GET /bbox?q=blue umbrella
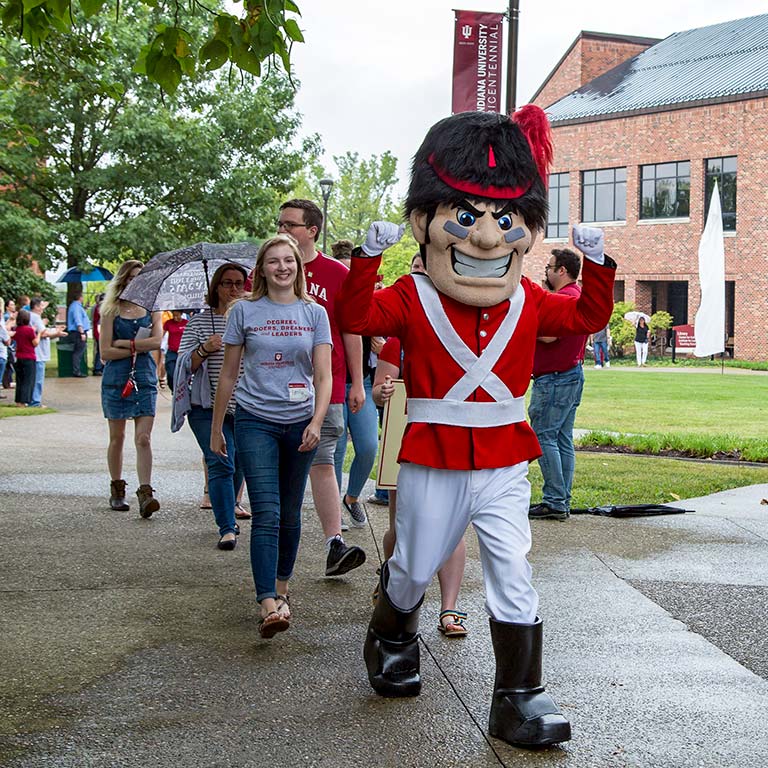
[56,265,114,283]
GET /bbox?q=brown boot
[109,479,130,511]
[136,484,160,519]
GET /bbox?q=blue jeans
[0,358,6,390]
[528,364,584,513]
[29,360,46,407]
[187,406,242,537]
[334,378,379,498]
[593,340,609,366]
[235,406,316,602]
[165,350,178,391]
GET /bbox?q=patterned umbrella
[120,242,258,313]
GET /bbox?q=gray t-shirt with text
[223,297,332,423]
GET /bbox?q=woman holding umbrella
[176,262,249,550]
[100,260,164,516]
[635,316,651,366]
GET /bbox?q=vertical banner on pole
[452,10,505,114]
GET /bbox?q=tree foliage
[609,301,636,358]
[377,227,420,286]
[0,7,316,297]
[0,262,58,321]
[0,0,303,95]
[294,151,434,284]
[295,151,401,244]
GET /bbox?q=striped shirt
[178,310,239,413]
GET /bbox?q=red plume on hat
[512,104,553,190]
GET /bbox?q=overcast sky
[288,0,767,196]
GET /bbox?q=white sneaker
[595,364,602,369]
[605,361,611,368]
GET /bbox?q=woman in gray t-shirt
[212,234,332,639]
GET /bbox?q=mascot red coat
[337,107,615,749]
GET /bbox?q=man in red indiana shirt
[337,109,615,749]
[246,199,366,577]
[528,248,588,521]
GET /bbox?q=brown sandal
[258,610,290,639]
[275,594,291,621]
[438,610,468,637]
[235,502,252,520]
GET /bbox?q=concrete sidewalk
[2,376,768,767]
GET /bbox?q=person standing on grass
[28,297,67,408]
[528,248,589,522]
[211,234,332,639]
[10,309,41,407]
[592,322,610,368]
[66,289,91,377]
[635,317,650,366]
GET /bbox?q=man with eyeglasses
[528,248,589,522]
[252,198,367,577]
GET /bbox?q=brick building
[529,15,768,360]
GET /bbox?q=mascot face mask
[411,199,533,307]
[406,107,552,308]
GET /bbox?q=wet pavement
[2,375,768,767]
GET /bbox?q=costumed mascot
[336,107,615,748]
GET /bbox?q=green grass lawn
[530,452,768,507]
[0,403,55,418]
[574,368,768,461]
[576,368,768,437]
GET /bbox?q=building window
[640,161,690,219]
[546,172,570,238]
[582,167,626,222]
[705,156,737,231]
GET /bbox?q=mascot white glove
[572,224,605,265]
[360,221,406,257]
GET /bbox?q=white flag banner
[694,181,725,357]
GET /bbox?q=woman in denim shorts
[100,260,163,517]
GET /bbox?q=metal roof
[544,14,768,124]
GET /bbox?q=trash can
[56,339,88,377]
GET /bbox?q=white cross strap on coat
[407,276,526,428]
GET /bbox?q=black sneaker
[343,497,367,528]
[325,536,366,576]
[528,503,569,521]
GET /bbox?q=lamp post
[319,178,334,254]
[506,0,520,114]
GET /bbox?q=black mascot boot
[364,563,422,697]
[488,616,571,748]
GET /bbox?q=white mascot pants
[387,461,538,624]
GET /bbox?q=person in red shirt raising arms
[337,108,615,749]
[527,248,589,521]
